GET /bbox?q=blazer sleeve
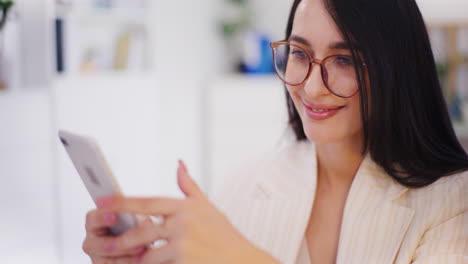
[411,174,468,264]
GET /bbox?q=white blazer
[212,141,468,264]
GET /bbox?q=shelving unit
[428,22,468,100]
[55,0,152,76]
[428,22,468,144]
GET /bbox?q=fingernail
[180,160,187,173]
[104,212,116,225]
[96,196,114,208]
[104,240,116,252]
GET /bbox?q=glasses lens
[324,56,359,97]
[274,44,309,85]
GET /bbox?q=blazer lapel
[335,155,415,264]
[239,142,414,264]
[243,141,318,264]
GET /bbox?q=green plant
[220,0,251,39]
[0,0,13,31]
[436,61,450,99]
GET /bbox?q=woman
[82,0,468,263]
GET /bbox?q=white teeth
[311,108,329,112]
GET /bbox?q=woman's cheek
[344,96,364,135]
[287,88,303,114]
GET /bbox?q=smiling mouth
[301,99,346,121]
[309,106,345,112]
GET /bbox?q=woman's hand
[82,208,151,263]
[88,160,279,264]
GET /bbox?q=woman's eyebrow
[289,35,311,46]
[289,35,351,51]
[329,41,350,50]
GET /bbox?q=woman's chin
[303,121,363,145]
[303,123,345,144]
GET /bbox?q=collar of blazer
[245,141,415,264]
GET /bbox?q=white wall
[16,0,55,88]
[0,91,58,264]
[417,0,468,23]
[151,0,221,76]
[250,0,293,40]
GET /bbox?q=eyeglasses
[270,41,365,98]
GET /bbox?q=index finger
[85,208,118,234]
[96,196,184,216]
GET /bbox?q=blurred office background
[0,0,467,263]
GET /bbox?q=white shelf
[67,7,148,26]
[208,73,280,88]
[54,71,155,82]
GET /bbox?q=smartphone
[58,130,136,235]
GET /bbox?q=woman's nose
[303,64,330,98]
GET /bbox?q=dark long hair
[285,0,468,188]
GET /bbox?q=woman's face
[288,0,363,144]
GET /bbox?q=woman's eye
[336,56,354,66]
[291,49,307,59]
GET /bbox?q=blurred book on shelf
[0,0,19,92]
[55,0,151,76]
[428,22,468,141]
